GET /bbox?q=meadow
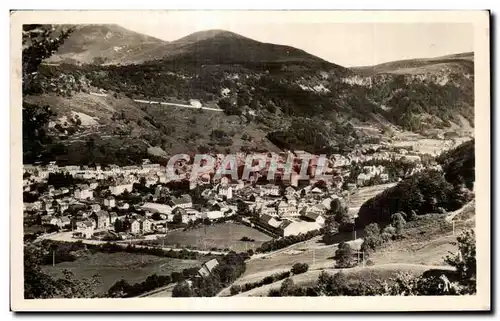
[42,251,201,295]
[155,222,272,252]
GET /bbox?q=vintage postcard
[10,10,490,312]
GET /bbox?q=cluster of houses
[356,165,390,187]
[238,184,342,237]
[23,145,429,243]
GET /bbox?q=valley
[22,23,477,300]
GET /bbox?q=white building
[218,185,233,200]
[189,99,202,108]
[74,187,93,200]
[259,184,280,197]
[279,220,321,237]
[202,210,224,220]
[140,218,153,233]
[109,183,134,196]
[104,196,116,208]
[140,202,173,215]
[75,221,95,239]
[130,220,141,234]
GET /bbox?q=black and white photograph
[10,10,490,312]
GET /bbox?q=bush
[365,259,375,266]
[230,284,242,295]
[279,278,296,296]
[291,263,309,275]
[257,229,322,253]
[334,242,355,268]
[172,281,193,297]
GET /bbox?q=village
[23,142,447,247]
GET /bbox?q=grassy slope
[155,222,272,252]
[47,24,167,65]
[24,91,281,164]
[41,251,201,295]
[352,52,474,75]
[220,200,475,297]
[233,264,454,297]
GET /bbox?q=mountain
[46,26,343,69]
[352,52,474,76]
[26,25,474,165]
[46,24,167,65]
[157,30,337,67]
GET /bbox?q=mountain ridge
[27,24,474,165]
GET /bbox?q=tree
[291,263,309,275]
[408,209,418,221]
[381,224,396,242]
[334,242,354,268]
[361,223,382,253]
[335,206,353,231]
[237,200,250,216]
[107,279,131,298]
[330,198,342,214]
[22,25,73,94]
[172,281,193,297]
[279,278,296,296]
[22,103,56,163]
[445,229,476,280]
[24,244,100,299]
[391,212,406,236]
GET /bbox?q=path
[89,92,224,112]
[138,283,176,298]
[133,99,223,112]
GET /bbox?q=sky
[114,12,473,67]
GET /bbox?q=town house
[279,220,321,237]
[104,196,116,208]
[129,219,141,234]
[169,194,192,209]
[198,258,219,278]
[259,184,280,197]
[92,210,111,230]
[140,202,173,215]
[139,218,153,233]
[277,200,295,217]
[218,185,233,200]
[74,184,93,200]
[109,212,118,225]
[109,181,134,196]
[75,220,94,239]
[302,211,326,225]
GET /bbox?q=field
[347,183,397,210]
[215,235,363,296]
[155,222,272,252]
[233,264,454,297]
[219,203,475,297]
[42,251,201,295]
[369,210,475,267]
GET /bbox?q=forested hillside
[24,25,475,165]
[356,140,475,228]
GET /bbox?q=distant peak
[171,29,246,45]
